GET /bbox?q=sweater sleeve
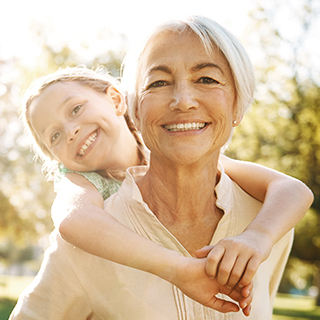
[9,232,93,320]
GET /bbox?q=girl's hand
[194,229,273,290]
[169,256,253,316]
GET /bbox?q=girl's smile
[77,130,99,158]
[29,81,136,173]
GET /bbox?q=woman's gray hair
[122,15,255,126]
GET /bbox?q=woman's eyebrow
[191,62,224,74]
[146,65,172,77]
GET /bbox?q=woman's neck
[137,154,221,221]
[137,155,223,254]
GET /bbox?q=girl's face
[29,81,131,172]
[136,30,237,165]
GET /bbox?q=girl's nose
[169,82,199,111]
[67,126,81,143]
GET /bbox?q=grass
[0,299,16,320]
[0,275,319,319]
[0,275,34,320]
[272,294,320,320]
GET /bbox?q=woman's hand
[194,229,273,290]
[169,256,252,316]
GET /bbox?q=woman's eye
[148,80,168,89]
[71,105,82,115]
[198,77,219,84]
[51,132,60,143]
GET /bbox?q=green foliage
[0,23,126,262]
[273,294,320,320]
[225,0,320,300]
[0,299,16,320]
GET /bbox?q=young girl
[22,66,313,298]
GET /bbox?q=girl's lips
[77,130,98,157]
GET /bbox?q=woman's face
[136,30,237,165]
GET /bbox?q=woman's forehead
[138,30,229,81]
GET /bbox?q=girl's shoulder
[55,164,122,200]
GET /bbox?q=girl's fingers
[194,245,215,258]
[239,256,261,287]
[215,249,238,285]
[225,255,250,289]
[206,245,226,279]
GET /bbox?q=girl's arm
[195,154,314,289]
[51,172,252,315]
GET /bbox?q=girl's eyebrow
[40,95,79,137]
[60,94,80,108]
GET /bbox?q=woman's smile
[137,30,236,163]
[163,122,206,132]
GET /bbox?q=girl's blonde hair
[21,66,148,180]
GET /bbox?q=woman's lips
[163,122,206,132]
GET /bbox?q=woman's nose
[169,82,199,111]
[67,126,81,143]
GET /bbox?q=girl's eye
[148,80,168,89]
[198,77,219,84]
[51,132,60,143]
[71,105,82,116]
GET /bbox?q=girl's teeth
[78,132,97,156]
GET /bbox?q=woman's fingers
[208,296,240,313]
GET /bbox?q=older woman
[11,16,294,320]
[119,16,293,318]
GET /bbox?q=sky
[0,0,319,82]
[0,0,256,67]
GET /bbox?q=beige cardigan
[10,165,294,320]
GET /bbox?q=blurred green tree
[0,23,126,267]
[226,0,320,303]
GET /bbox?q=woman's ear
[106,86,127,116]
[232,115,243,127]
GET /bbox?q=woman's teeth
[164,122,206,132]
[78,132,97,156]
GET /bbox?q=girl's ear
[106,86,127,116]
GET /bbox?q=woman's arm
[195,154,314,289]
[51,173,252,315]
